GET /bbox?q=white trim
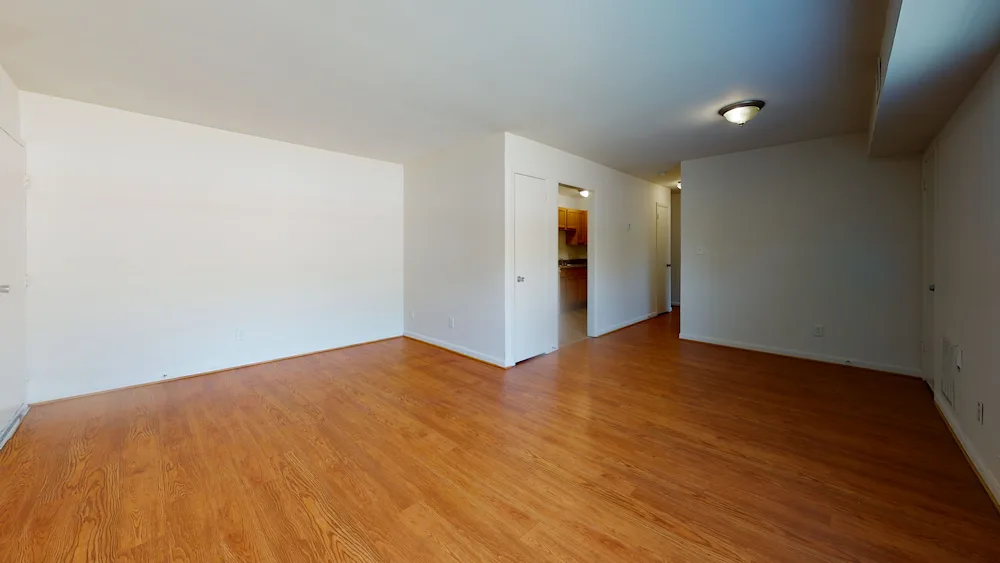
[596,312,657,337]
[935,392,1000,507]
[0,403,29,451]
[671,301,681,307]
[403,331,507,368]
[678,333,922,377]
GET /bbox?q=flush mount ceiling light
[579,189,590,198]
[718,100,765,126]
[676,182,682,190]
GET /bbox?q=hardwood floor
[2,312,998,562]
[559,308,588,348]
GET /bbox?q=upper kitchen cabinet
[568,210,588,245]
[566,209,580,231]
[557,207,588,244]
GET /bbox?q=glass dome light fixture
[718,100,765,126]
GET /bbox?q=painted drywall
[681,134,922,376]
[403,133,507,365]
[0,64,27,439]
[0,65,21,144]
[557,186,590,211]
[928,51,1000,499]
[504,133,671,365]
[4,1,886,181]
[870,0,1000,156]
[22,93,404,403]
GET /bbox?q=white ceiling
[869,0,1000,156]
[0,0,887,184]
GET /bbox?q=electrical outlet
[410,311,416,320]
[448,317,455,329]
[236,328,246,341]
[813,325,825,338]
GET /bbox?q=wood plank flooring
[1,312,999,562]
[559,308,588,348]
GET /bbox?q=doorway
[655,201,672,315]
[557,185,590,347]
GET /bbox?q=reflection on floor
[559,308,588,347]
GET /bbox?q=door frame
[555,184,596,349]
[504,167,599,365]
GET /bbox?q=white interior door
[655,202,672,314]
[921,150,936,387]
[0,131,27,430]
[514,173,549,363]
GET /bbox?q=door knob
[0,285,9,294]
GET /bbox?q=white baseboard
[597,313,657,337]
[671,301,680,307]
[678,333,922,378]
[935,393,1000,509]
[0,403,29,451]
[403,332,505,368]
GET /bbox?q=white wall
[403,133,507,365]
[0,64,27,439]
[0,65,22,145]
[681,134,922,375]
[22,93,404,403]
[505,133,670,365]
[670,190,681,305]
[928,51,1000,499]
[557,186,590,211]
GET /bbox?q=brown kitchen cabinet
[566,209,580,231]
[558,207,588,245]
[569,210,588,245]
[559,267,587,310]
